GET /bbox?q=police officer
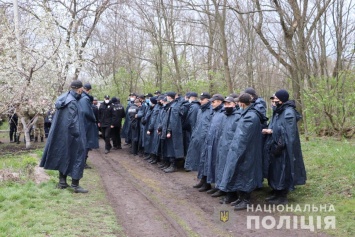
[8,108,18,143]
[111,97,125,149]
[128,99,141,155]
[98,95,113,154]
[80,83,99,169]
[40,80,88,193]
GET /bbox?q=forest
[0,0,354,138]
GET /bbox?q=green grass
[0,150,125,237]
[291,137,354,236]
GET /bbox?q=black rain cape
[266,100,307,191]
[40,90,86,180]
[184,102,212,171]
[218,105,264,193]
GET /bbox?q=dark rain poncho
[215,108,241,187]
[218,106,264,193]
[161,99,184,158]
[40,90,86,180]
[79,92,99,149]
[121,101,134,141]
[142,105,156,154]
[266,100,307,191]
[184,102,212,171]
[150,104,164,155]
[199,104,225,183]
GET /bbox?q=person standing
[111,97,125,149]
[128,99,141,155]
[8,108,18,143]
[121,93,137,145]
[198,94,225,193]
[98,95,113,154]
[218,93,265,210]
[40,80,88,193]
[80,83,99,169]
[185,93,213,183]
[262,89,307,204]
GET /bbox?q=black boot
[265,189,277,201]
[57,172,69,189]
[160,161,170,170]
[84,156,92,169]
[34,137,38,142]
[144,154,151,160]
[234,192,251,211]
[219,192,238,204]
[198,182,212,192]
[16,135,21,144]
[207,187,219,194]
[158,161,168,168]
[211,190,226,198]
[193,176,206,188]
[164,160,177,173]
[71,179,89,193]
[40,136,44,142]
[149,155,158,164]
[267,190,288,205]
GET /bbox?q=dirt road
[89,141,328,237]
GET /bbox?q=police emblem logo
[220,210,229,223]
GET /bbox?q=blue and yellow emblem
[220,210,229,223]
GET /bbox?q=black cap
[224,97,235,103]
[154,90,161,95]
[150,96,158,104]
[229,93,239,98]
[83,83,92,90]
[209,94,225,102]
[244,87,257,97]
[199,92,211,100]
[104,95,110,99]
[145,93,153,98]
[138,94,145,99]
[93,97,98,101]
[275,89,289,102]
[157,95,165,101]
[189,92,198,97]
[185,92,191,98]
[166,91,176,98]
[129,92,136,96]
[111,97,118,103]
[70,80,83,89]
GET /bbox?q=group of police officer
[119,88,306,210]
[8,104,54,144]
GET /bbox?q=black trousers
[111,126,122,148]
[101,127,112,151]
[9,123,17,141]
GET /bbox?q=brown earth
[88,139,329,237]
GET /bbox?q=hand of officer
[147,131,150,135]
[111,125,114,128]
[167,132,171,138]
[98,123,101,127]
[262,129,272,134]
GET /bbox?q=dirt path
[89,140,329,237]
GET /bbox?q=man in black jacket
[111,97,125,149]
[98,95,113,154]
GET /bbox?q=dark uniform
[98,96,113,153]
[111,97,125,149]
[9,112,18,143]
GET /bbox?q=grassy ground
[293,137,355,236]
[0,147,124,237]
[252,136,354,237]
